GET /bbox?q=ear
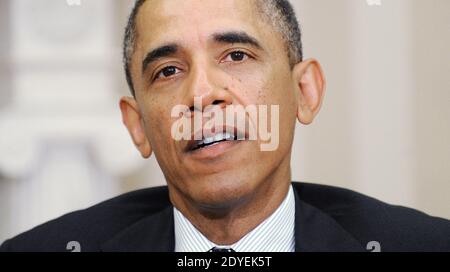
[119,96,152,158]
[292,59,326,125]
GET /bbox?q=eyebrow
[142,44,178,74]
[141,31,262,74]
[213,31,263,49]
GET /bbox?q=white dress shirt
[174,185,296,252]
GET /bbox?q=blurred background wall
[0,0,449,242]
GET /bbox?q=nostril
[212,100,225,106]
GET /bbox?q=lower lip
[187,140,242,160]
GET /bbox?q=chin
[188,175,257,209]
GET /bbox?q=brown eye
[222,51,249,63]
[155,66,180,80]
[230,51,245,61]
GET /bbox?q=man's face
[128,0,301,208]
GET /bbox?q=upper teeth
[200,132,234,146]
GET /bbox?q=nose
[184,61,233,112]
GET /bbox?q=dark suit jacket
[1,182,449,252]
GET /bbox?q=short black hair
[123,0,303,96]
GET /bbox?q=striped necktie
[208,247,235,252]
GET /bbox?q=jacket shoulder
[0,186,170,252]
[293,182,450,251]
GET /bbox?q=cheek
[263,67,298,115]
[226,68,271,106]
[140,97,174,147]
[227,63,295,107]
[240,76,296,112]
[226,68,297,143]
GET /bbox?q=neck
[170,158,292,245]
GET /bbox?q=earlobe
[119,97,152,158]
[292,59,326,125]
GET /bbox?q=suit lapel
[101,205,175,252]
[293,186,365,252]
[101,183,365,252]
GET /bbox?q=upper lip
[185,126,248,152]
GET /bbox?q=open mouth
[186,128,247,152]
[192,132,237,151]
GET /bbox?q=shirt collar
[174,185,296,252]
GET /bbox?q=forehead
[135,0,265,50]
